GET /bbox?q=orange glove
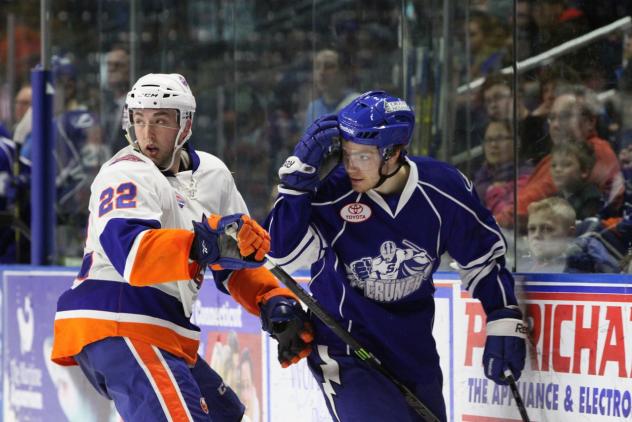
[235,215,270,261]
[206,214,270,262]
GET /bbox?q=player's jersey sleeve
[264,185,324,274]
[420,160,518,314]
[90,158,196,285]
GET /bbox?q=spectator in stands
[530,0,590,55]
[464,11,508,82]
[0,129,30,263]
[13,84,31,131]
[551,141,603,220]
[524,197,576,272]
[564,216,632,273]
[12,84,32,153]
[528,64,581,118]
[495,85,624,229]
[481,73,549,164]
[101,46,130,152]
[303,48,359,128]
[474,120,532,223]
[618,31,632,90]
[514,0,537,61]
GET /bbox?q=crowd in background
[1,0,632,273]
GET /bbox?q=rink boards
[0,268,630,421]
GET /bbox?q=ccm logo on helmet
[340,202,372,223]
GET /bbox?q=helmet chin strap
[158,137,185,172]
[158,117,189,172]
[371,147,406,190]
[372,160,404,190]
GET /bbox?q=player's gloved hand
[279,114,340,192]
[483,307,527,385]
[260,296,314,368]
[190,214,269,270]
[351,258,372,280]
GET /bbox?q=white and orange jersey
[52,144,293,367]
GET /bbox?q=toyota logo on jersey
[340,202,372,223]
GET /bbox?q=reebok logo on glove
[515,322,528,335]
[486,318,527,338]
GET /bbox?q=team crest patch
[109,154,145,165]
[175,192,186,208]
[340,202,371,223]
[200,397,209,414]
[346,239,434,303]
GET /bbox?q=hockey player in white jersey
[50,73,313,421]
[263,91,526,421]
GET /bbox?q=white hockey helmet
[380,241,396,261]
[124,73,196,169]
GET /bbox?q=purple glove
[278,114,340,192]
[483,307,527,385]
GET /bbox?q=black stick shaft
[504,370,530,422]
[266,262,441,422]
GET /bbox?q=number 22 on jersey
[99,182,138,216]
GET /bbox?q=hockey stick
[264,260,441,422]
[503,369,530,422]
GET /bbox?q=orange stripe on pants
[127,338,192,422]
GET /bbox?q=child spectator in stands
[524,197,576,272]
[474,119,533,224]
[551,141,603,220]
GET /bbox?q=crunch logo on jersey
[346,239,434,302]
[340,202,371,223]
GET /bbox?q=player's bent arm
[430,163,519,313]
[91,162,199,285]
[265,189,322,271]
[122,225,199,285]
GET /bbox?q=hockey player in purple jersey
[263,91,526,421]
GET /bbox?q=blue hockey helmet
[338,91,414,159]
